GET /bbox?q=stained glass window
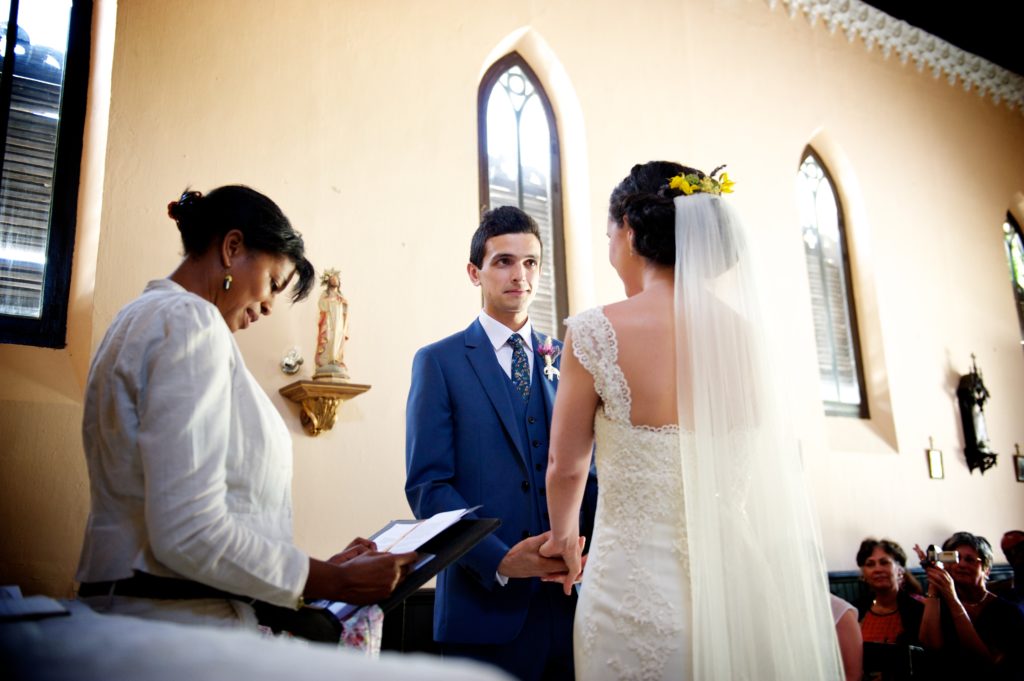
[797,149,868,417]
[478,53,566,339]
[1004,214,1024,346]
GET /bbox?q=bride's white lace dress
[568,307,691,681]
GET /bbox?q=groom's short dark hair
[469,206,542,267]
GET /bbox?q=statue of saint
[314,269,350,380]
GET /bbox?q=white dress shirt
[477,310,534,380]
[76,279,308,613]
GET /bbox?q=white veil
[674,194,843,680]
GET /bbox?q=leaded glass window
[1004,213,1024,346]
[0,0,91,347]
[478,53,567,339]
[797,149,868,417]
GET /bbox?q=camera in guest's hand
[922,544,959,568]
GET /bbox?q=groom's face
[467,232,542,327]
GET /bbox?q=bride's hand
[540,536,586,596]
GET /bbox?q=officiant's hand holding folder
[312,507,501,621]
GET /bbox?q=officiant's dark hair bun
[609,161,698,266]
[167,185,315,302]
[469,205,542,267]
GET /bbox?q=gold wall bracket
[279,379,370,436]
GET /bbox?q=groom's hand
[498,531,570,579]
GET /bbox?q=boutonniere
[537,336,561,382]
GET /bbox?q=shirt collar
[478,310,533,353]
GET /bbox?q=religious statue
[956,354,997,474]
[314,268,350,380]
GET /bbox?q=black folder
[375,517,500,614]
[316,516,501,619]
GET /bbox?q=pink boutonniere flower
[537,336,561,382]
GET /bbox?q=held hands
[498,531,575,582]
[539,534,587,596]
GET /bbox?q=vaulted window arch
[477,52,567,339]
[797,148,868,418]
[1004,213,1024,346]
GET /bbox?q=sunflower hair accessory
[667,165,735,196]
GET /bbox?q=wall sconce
[926,437,944,480]
[956,354,998,475]
[279,378,370,436]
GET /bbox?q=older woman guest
[915,532,1024,679]
[856,538,924,646]
[76,186,416,634]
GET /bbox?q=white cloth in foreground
[76,279,308,620]
[567,307,690,680]
[0,601,512,681]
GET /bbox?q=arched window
[797,148,868,417]
[478,52,567,339]
[1004,213,1024,346]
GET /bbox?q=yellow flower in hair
[719,173,735,194]
[669,174,695,195]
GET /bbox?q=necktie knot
[508,334,530,401]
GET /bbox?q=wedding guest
[831,594,864,681]
[915,532,1024,679]
[855,538,924,645]
[988,530,1024,607]
[76,185,416,636]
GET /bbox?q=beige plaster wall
[2,0,1022,596]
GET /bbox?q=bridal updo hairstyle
[168,185,315,302]
[610,161,739,273]
[608,161,702,266]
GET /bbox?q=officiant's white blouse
[76,279,308,617]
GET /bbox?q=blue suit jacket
[405,319,598,645]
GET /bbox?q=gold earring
[223,273,233,291]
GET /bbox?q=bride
[541,161,843,680]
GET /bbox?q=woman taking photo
[76,186,415,633]
[915,532,1024,679]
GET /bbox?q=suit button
[521,480,530,492]
[532,440,540,448]
[528,416,536,424]
[539,488,546,497]
[535,463,542,472]
[522,530,530,539]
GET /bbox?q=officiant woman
[75,185,415,637]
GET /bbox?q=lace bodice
[566,307,691,680]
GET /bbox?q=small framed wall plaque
[1015,444,1024,483]
[927,438,944,480]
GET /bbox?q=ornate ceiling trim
[767,0,1024,113]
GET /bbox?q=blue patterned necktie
[508,334,530,401]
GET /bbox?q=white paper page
[381,507,476,554]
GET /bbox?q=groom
[405,206,597,680]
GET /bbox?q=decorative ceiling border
[767,0,1024,113]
